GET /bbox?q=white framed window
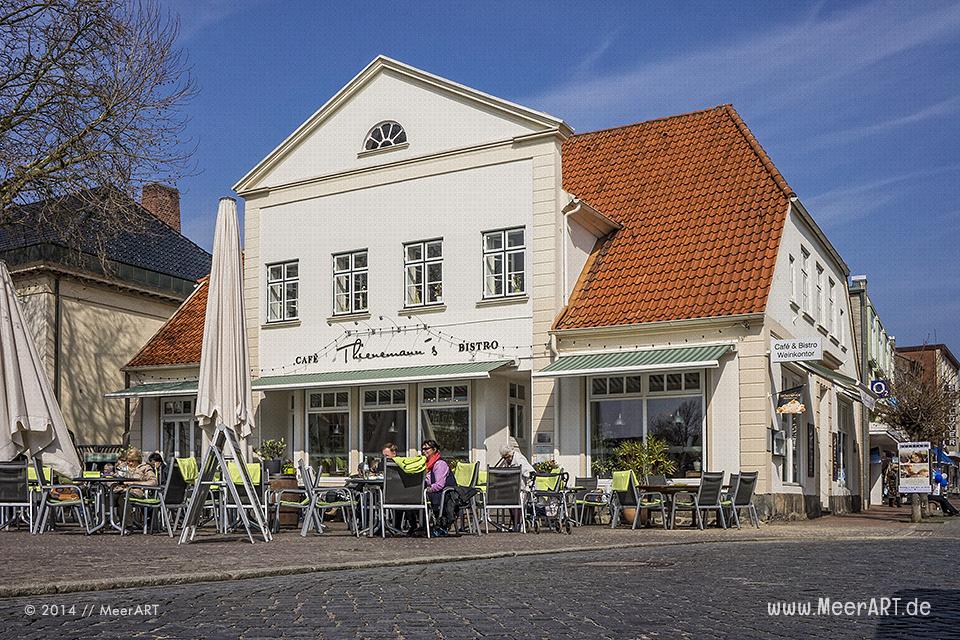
[788,254,796,302]
[482,227,525,298]
[827,278,836,334]
[363,121,406,151]
[361,387,407,467]
[266,260,299,322]
[839,307,846,346]
[815,264,824,322]
[778,370,803,484]
[800,246,810,314]
[306,389,350,477]
[508,382,527,441]
[160,396,202,460]
[404,239,443,307]
[333,250,368,315]
[834,400,853,486]
[419,383,470,461]
[588,371,705,478]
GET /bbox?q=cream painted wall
[257,69,542,189]
[256,160,536,377]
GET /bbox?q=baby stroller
[527,470,573,534]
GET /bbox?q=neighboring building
[896,343,960,453]
[848,274,899,506]
[2,186,211,445]
[118,57,875,518]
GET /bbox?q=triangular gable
[234,56,571,193]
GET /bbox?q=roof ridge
[720,105,795,199]
[571,104,730,139]
[125,277,208,369]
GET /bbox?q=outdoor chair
[572,477,607,525]
[380,459,431,538]
[722,471,760,529]
[670,471,726,530]
[223,461,268,531]
[722,473,740,503]
[440,461,482,535]
[0,461,33,531]
[483,466,525,534]
[610,470,668,530]
[34,465,91,535]
[120,457,191,536]
[285,460,358,537]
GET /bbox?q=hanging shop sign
[870,379,891,398]
[897,441,931,494]
[776,385,806,414]
[770,338,823,363]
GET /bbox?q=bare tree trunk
[911,493,922,523]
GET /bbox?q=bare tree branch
[0,0,196,247]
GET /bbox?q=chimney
[141,183,181,232]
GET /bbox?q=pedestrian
[929,468,959,516]
[884,457,899,507]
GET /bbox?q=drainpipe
[53,277,62,401]
[857,285,870,509]
[122,372,131,446]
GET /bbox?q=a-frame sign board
[178,422,272,544]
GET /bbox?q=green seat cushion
[674,499,695,507]
[47,498,82,506]
[280,499,310,507]
[639,500,663,507]
[130,497,161,505]
[720,500,732,506]
[576,499,607,506]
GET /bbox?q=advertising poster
[897,441,931,494]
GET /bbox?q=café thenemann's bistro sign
[292,335,503,366]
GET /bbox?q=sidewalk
[2,509,956,598]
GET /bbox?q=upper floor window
[827,278,836,334]
[815,264,824,322]
[404,239,443,307]
[364,121,406,151]
[333,250,368,315]
[482,227,525,298]
[800,246,811,314]
[267,260,298,322]
[788,254,796,302]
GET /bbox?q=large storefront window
[778,370,804,484]
[361,387,407,468]
[307,390,349,477]
[589,372,704,478]
[420,383,470,461]
[161,396,201,460]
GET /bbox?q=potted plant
[254,438,286,476]
[533,459,559,474]
[281,459,295,476]
[613,437,677,523]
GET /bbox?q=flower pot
[264,459,282,476]
[621,507,638,524]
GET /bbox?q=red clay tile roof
[554,104,794,331]
[126,278,207,368]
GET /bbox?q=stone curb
[0,531,914,599]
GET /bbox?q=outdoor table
[345,477,383,537]
[71,476,126,533]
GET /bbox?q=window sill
[262,319,300,329]
[789,300,800,312]
[801,311,815,325]
[357,142,409,159]
[399,304,446,316]
[817,324,828,336]
[327,312,371,323]
[476,295,528,308]
[830,336,841,347]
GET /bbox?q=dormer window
[364,121,406,151]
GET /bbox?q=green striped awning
[105,380,198,398]
[252,360,514,391]
[796,360,878,405]
[534,344,734,378]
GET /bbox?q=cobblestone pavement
[1,508,952,597]
[1,537,957,639]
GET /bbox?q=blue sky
[164,0,960,349]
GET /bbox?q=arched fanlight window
[363,121,406,151]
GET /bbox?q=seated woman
[417,439,456,536]
[112,448,159,506]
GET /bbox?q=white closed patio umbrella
[0,260,82,479]
[179,197,270,544]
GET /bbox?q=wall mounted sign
[897,441,931,494]
[770,338,823,363]
[776,385,807,414]
[870,379,891,398]
[334,337,438,364]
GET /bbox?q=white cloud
[813,96,960,146]
[523,2,960,129]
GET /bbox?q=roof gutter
[551,313,764,338]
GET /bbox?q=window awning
[796,361,879,407]
[251,360,514,391]
[105,380,198,398]
[533,344,734,378]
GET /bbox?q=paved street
[1,536,957,639]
